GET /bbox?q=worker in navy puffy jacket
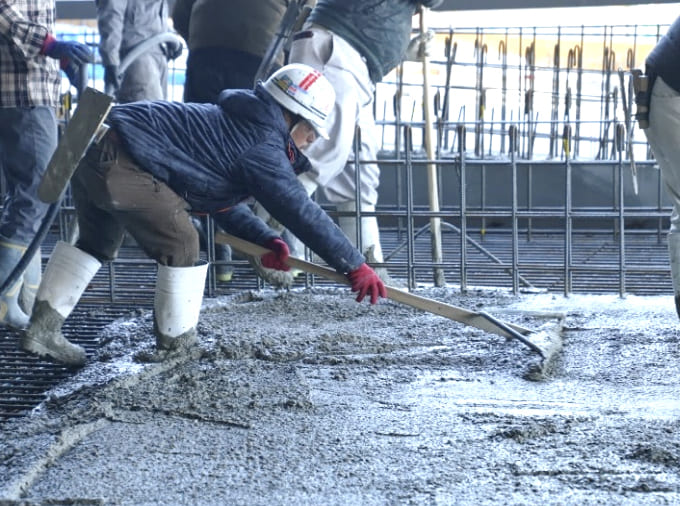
[20,63,387,368]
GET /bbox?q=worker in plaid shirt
[0,0,91,330]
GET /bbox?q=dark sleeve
[235,144,365,274]
[213,203,279,247]
[171,0,193,41]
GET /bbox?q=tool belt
[631,69,652,129]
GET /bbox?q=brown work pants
[70,130,200,267]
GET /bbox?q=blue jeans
[0,107,57,245]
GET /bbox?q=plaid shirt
[0,0,60,107]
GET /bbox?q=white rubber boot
[0,238,30,329]
[19,247,41,316]
[154,261,208,351]
[668,233,680,320]
[21,241,101,366]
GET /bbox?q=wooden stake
[419,7,446,286]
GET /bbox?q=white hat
[263,63,335,139]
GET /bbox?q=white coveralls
[288,25,384,262]
[644,76,680,308]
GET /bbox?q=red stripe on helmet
[299,70,321,90]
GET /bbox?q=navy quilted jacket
[106,85,364,274]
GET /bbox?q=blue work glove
[347,263,387,305]
[41,34,92,66]
[261,238,290,271]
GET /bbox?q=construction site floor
[1,285,679,505]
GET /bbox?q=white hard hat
[263,63,335,139]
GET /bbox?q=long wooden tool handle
[216,232,533,339]
[420,6,445,287]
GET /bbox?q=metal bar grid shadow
[1,223,672,422]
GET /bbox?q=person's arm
[224,147,385,303]
[213,203,279,247]
[236,145,365,275]
[96,0,127,67]
[171,0,194,42]
[0,3,91,88]
[0,3,50,59]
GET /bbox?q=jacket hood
[216,84,286,132]
[216,84,312,175]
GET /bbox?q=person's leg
[19,247,41,315]
[322,101,383,263]
[0,107,56,243]
[82,134,206,350]
[112,170,206,350]
[20,241,101,366]
[184,47,260,103]
[645,76,680,318]
[117,50,166,102]
[0,107,57,328]
[20,140,122,365]
[0,238,32,329]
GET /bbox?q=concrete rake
[218,232,564,380]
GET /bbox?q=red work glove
[347,263,387,304]
[261,238,290,271]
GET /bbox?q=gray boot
[0,237,31,329]
[21,241,101,366]
[154,261,208,351]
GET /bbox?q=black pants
[183,47,263,103]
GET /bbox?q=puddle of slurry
[1,286,679,505]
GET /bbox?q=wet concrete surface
[1,286,679,505]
